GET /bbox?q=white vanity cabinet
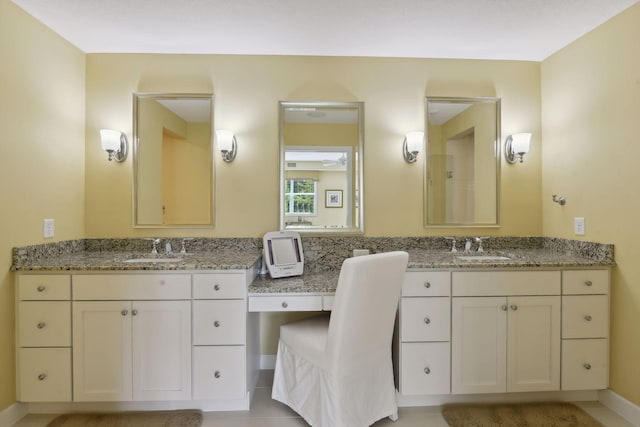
[451,271,561,394]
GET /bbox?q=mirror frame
[278,101,365,234]
[423,96,501,228]
[132,92,215,229]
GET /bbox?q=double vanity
[12,236,614,411]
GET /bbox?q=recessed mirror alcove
[133,93,214,228]
[424,96,500,227]
[279,101,364,234]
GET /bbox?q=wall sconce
[504,132,532,164]
[216,130,237,163]
[99,129,128,162]
[403,131,424,163]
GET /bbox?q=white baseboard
[599,389,640,426]
[397,390,598,407]
[260,354,276,370]
[0,402,28,426]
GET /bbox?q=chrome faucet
[144,238,161,255]
[464,239,473,254]
[475,237,488,253]
[180,238,194,255]
[165,241,172,255]
[444,237,458,253]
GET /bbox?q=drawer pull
[282,301,288,308]
[423,317,431,324]
[38,374,47,381]
[501,305,508,311]
[214,371,221,378]
[214,284,221,291]
[584,315,592,321]
[214,320,221,327]
[132,309,138,316]
[121,310,128,316]
[510,304,518,311]
[584,280,593,287]
[37,285,46,292]
[584,363,592,370]
[37,322,46,329]
[424,367,431,375]
[424,282,431,289]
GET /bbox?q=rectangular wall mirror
[279,101,364,234]
[133,93,214,228]
[424,96,500,227]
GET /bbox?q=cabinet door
[452,297,507,394]
[132,301,191,401]
[506,296,560,392]
[73,301,132,401]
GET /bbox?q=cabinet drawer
[193,346,245,399]
[562,295,608,338]
[562,339,608,390]
[19,348,71,402]
[73,274,191,300]
[19,275,70,300]
[400,342,450,395]
[248,295,322,312]
[19,302,71,347]
[193,273,246,299]
[401,297,450,342]
[403,271,450,297]
[562,270,609,295]
[452,271,560,296]
[193,300,245,345]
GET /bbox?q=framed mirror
[424,96,501,227]
[279,101,364,234]
[133,93,214,228]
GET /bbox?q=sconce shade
[403,131,424,163]
[99,129,128,162]
[216,129,237,162]
[505,132,531,164]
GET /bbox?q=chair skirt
[272,339,399,427]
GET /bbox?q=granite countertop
[250,271,340,294]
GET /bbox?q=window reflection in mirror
[133,93,214,228]
[279,102,363,233]
[425,97,500,227]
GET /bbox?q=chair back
[326,251,409,373]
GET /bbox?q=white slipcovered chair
[272,251,409,427]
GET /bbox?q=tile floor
[12,371,636,427]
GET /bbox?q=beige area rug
[46,409,203,427]
[442,402,604,427]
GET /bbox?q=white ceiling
[12,0,639,61]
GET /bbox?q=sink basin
[123,257,184,263]
[457,255,511,261]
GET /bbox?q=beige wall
[541,3,640,406]
[0,0,86,411]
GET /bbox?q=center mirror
[133,93,214,228]
[279,101,364,234]
[424,96,501,227]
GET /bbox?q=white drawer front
[401,297,450,342]
[19,302,71,347]
[400,342,450,395]
[193,346,245,400]
[562,339,608,390]
[19,275,70,300]
[452,271,561,296]
[562,295,608,338]
[19,348,71,402]
[562,270,609,295]
[248,295,322,312]
[73,274,191,300]
[403,271,451,297]
[193,300,245,345]
[193,273,246,299]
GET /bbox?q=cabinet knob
[423,317,431,324]
[214,320,221,327]
[584,280,593,287]
[132,309,138,316]
[510,304,518,311]
[214,371,221,379]
[282,301,288,308]
[584,363,592,370]
[501,304,508,311]
[214,284,220,291]
[37,322,46,329]
[424,367,431,375]
[38,374,47,381]
[37,285,46,292]
[584,315,592,321]
[424,282,431,289]
[121,309,128,316]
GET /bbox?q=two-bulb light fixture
[99,129,128,162]
[403,131,424,163]
[504,132,532,164]
[216,130,237,163]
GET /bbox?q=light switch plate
[43,218,55,238]
[574,217,585,235]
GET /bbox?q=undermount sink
[123,257,184,263]
[457,255,511,261]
